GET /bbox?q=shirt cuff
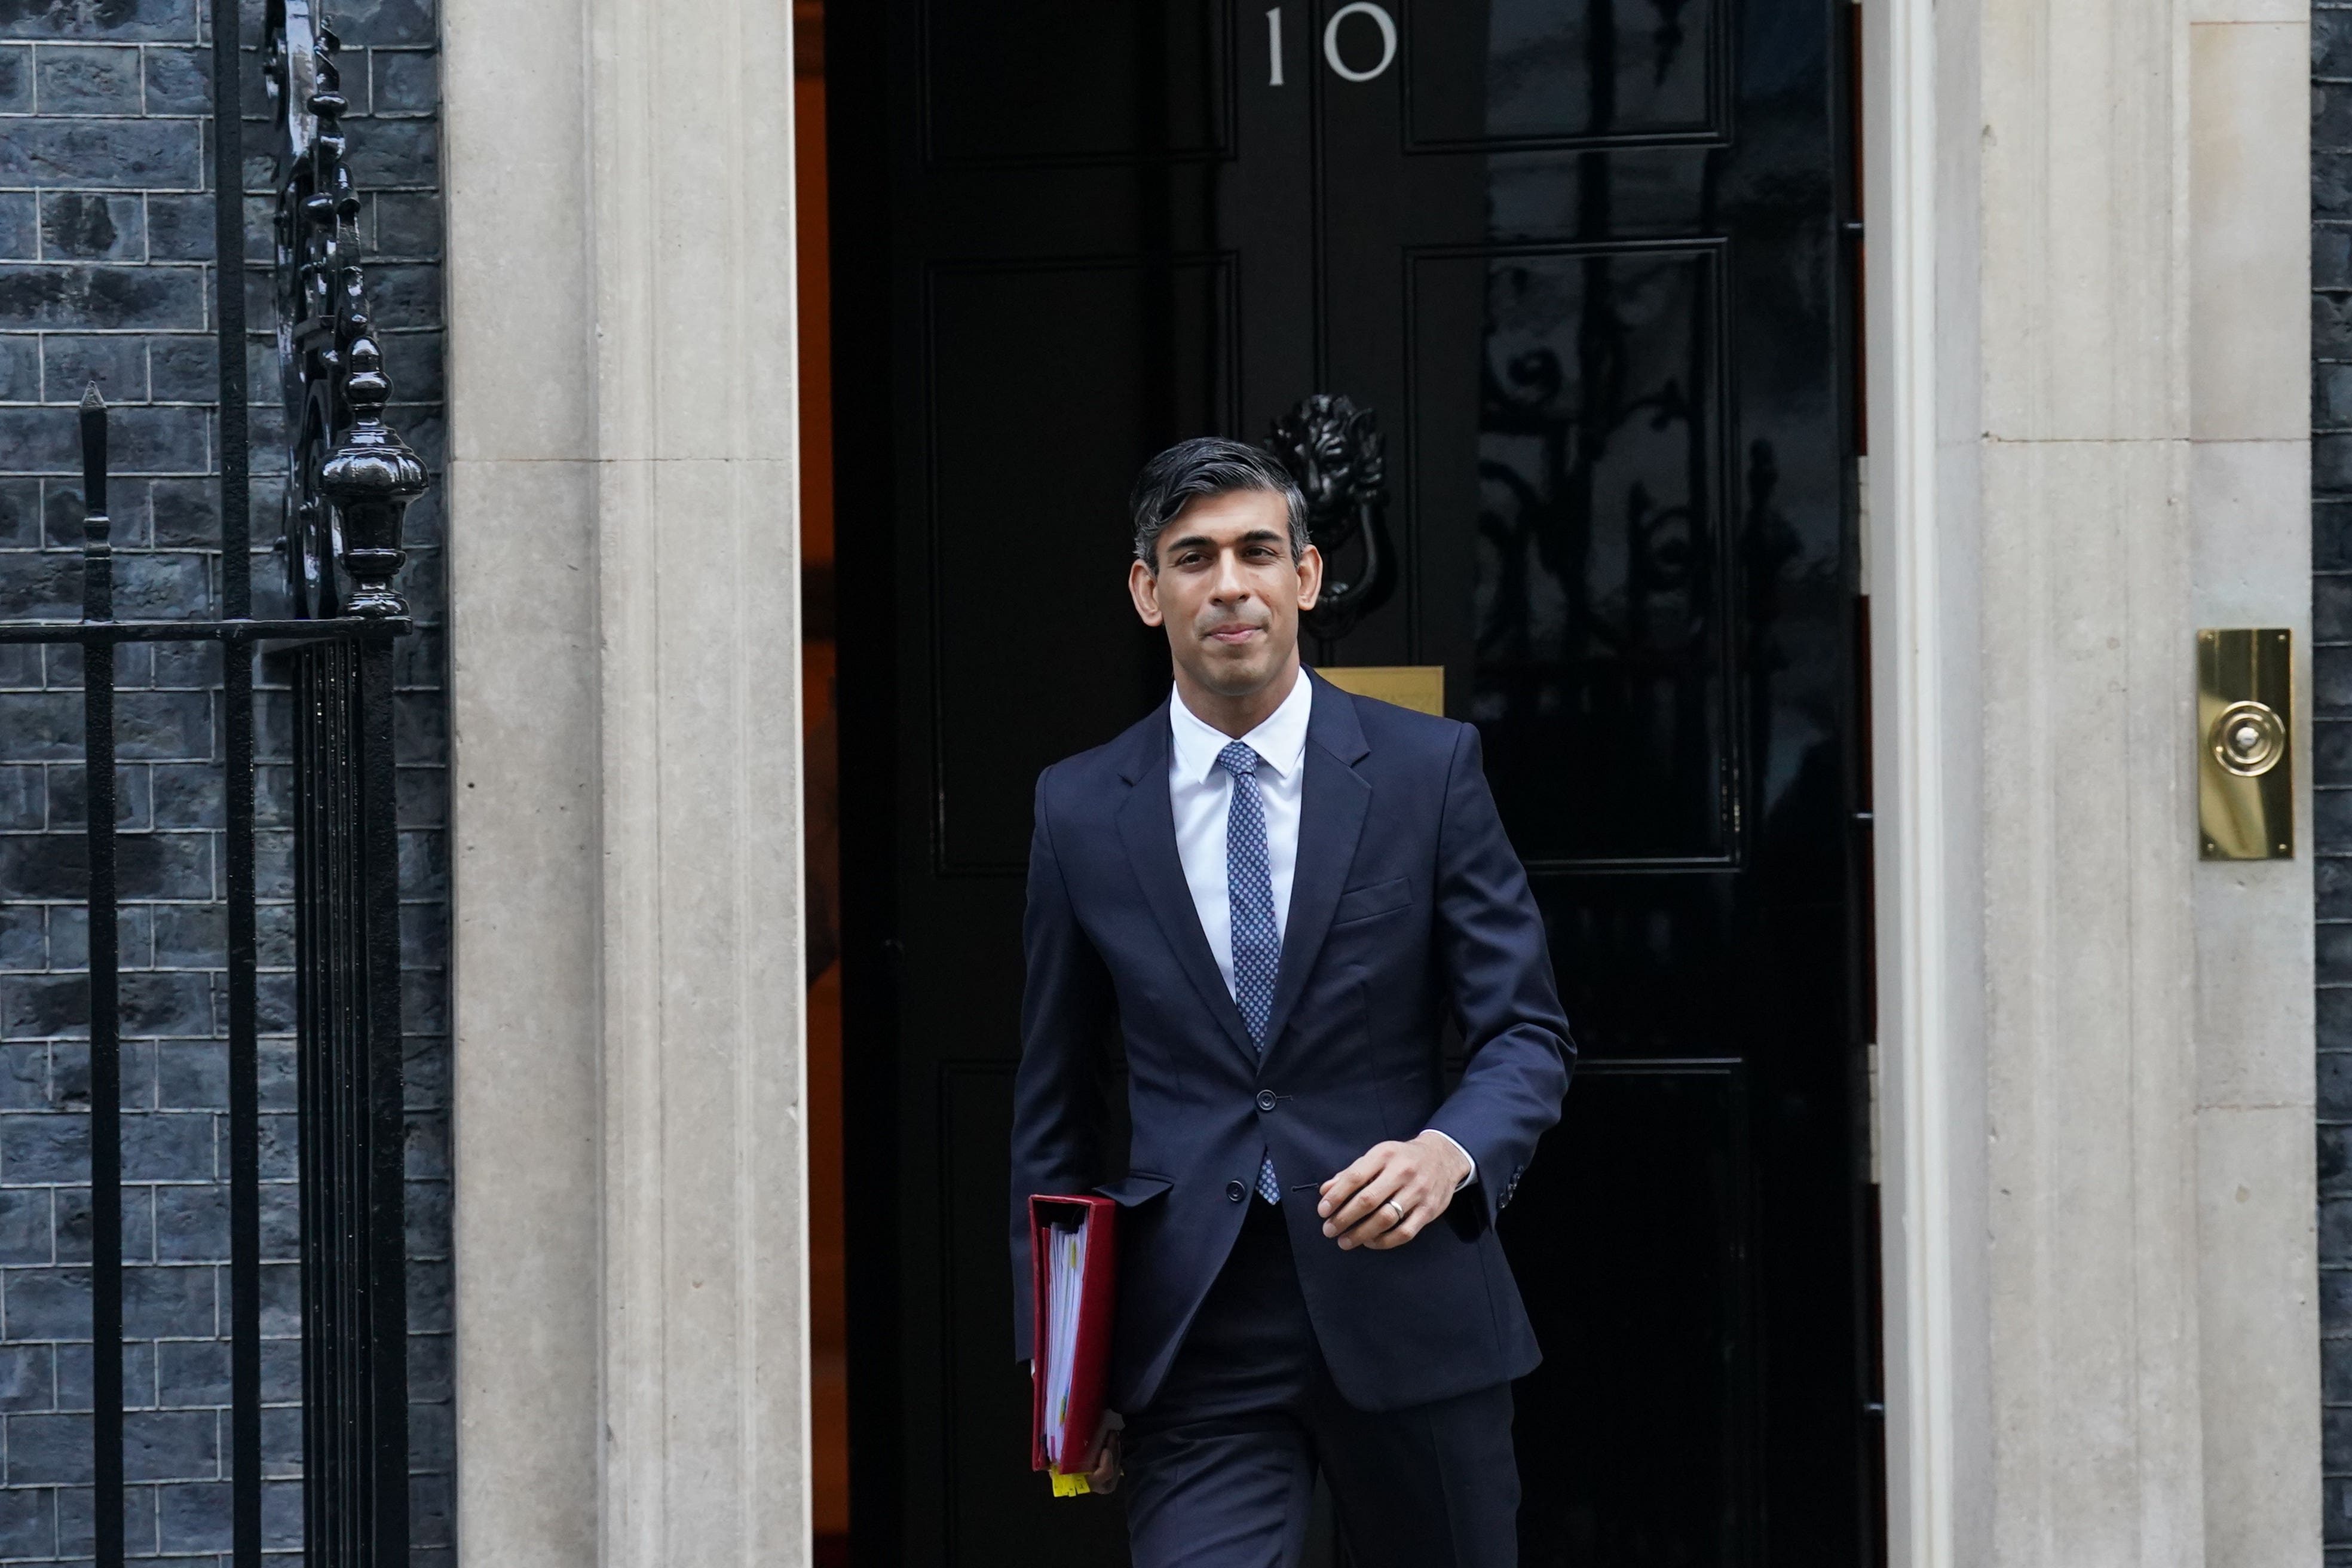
[1422,1129,1477,1192]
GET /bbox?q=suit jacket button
[1255,1090,1278,1112]
[1225,1180,1246,1202]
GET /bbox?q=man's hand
[1317,1130,1474,1250]
[1085,1427,1122,1493]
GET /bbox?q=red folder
[1028,1193,1118,1494]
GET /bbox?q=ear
[1294,543,1324,611]
[1128,558,1165,627]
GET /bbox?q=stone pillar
[2185,3,2321,1563]
[1872,0,2319,1561]
[1976,2,2207,1560]
[443,0,811,1561]
[442,0,603,1559]
[588,0,809,1561]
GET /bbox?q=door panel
[922,2,1229,165]
[831,2,1872,1561]
[1406,242,1732,866]
[927,256,1236,872]
[1508,1061,1751,1565]
[1403,0,1727,148]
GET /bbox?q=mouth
[1203,623,1264,647]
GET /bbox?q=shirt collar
[1169,667,1314,784]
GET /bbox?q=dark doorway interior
[827,3,1882,1563]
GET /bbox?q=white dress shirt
[1168,670,1313,995]
[1166,672,1476,1190]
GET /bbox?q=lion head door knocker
[267,0,426,621]
[1263,393,1395,663]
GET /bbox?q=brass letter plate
[1315,664,1445,717]
[2197,628,2293,860]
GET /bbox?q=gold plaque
[1316,664,1446,717]
[2197,629,2293,860]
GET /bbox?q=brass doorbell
[2197,629,2292,860]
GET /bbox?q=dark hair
[1129,437,1309,570]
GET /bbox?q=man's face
[1128,488,1323,698]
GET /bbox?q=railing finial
[319,329,426,619]
[78,381,111,623]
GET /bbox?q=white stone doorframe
[1861,1,2320,1565]
[431,0,2323,1561]
[1861,0,1988,1557]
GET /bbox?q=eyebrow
[1164,529,1287,555]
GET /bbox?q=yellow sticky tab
[1049,1471,1091,1498]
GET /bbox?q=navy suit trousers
[1122,1200,1519,1568]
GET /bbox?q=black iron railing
[267,9,425,1561]
[0,2,422,1564]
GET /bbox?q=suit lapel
[1113,709,1260,1065]
[1261,675,1372,1059]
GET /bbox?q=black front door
[830,4,1875,1563]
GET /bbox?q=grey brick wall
[0,0,451,1563]
[2322,7,2352,1560]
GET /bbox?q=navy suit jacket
[1009,670,1575,1414]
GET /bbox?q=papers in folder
[1043,1223,1086,1465]
[1028,1194,1117,1497]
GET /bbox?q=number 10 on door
[1267,4,1400,87]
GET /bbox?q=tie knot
[1216,741,1261,779]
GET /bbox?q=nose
[1208,546,1253,604]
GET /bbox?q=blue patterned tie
[1217,742,1285,1205]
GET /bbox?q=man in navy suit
[1010,437,1573,1567]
